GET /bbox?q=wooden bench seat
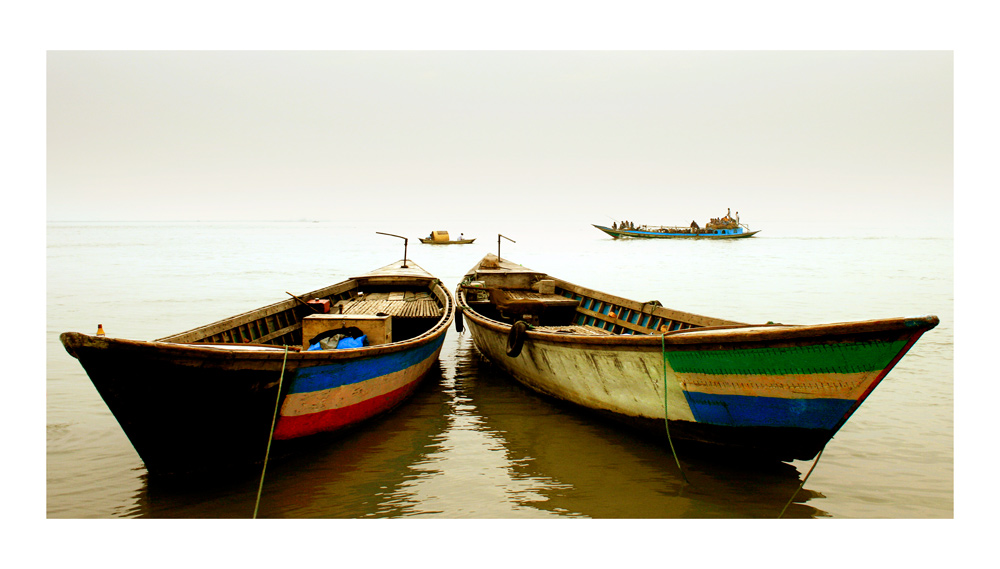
[531,325,614,336]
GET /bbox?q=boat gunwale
[549,278,744,328]
[457,264,939,347]
[459,295,936,348]
[62,264,455,366]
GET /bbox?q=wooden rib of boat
[60,259,453,478]
[455,254,938,462]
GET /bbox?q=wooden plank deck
[333,291,442,318]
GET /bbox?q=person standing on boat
[460,233,464,240]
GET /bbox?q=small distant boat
[419,230,475,244]
[60,259,454,478]
[456,254,937,462]
[595,211,759,239]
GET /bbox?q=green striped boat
[456,254,937,462]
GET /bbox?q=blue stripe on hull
[683,392,855,430]
[288,335,445,394]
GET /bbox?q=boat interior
[159,281,447,348]
[461,256,740,336]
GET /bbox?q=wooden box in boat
[302,313,393,348]
[60,260,454,478]
[455,254,937,462]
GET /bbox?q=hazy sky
[46,51,952,226]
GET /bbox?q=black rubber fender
[455,306,464,333]
[506,320,529,357]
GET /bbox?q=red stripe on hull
[271,379,421,440]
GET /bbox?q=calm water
[45,219,953,518]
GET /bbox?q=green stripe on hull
[666,340,908,376]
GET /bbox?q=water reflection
[385,357,577,518]
[447,336,827,519]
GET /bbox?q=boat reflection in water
[129,339,825,518]
[129,357,453,518]
[449,338,826,519]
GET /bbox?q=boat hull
[60,260,453,478]
[61,328,448,477]
[457,255,936,462]
[273,335,446,439]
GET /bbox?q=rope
[661,333,689,484]
[658,331,826,510]
[778,445,825,518]
[253,345,289,519]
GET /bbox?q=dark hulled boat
[60,260,453,478]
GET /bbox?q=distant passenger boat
[420,230,475,244]
[455,254,937,462]
[595,211,759,239]
[60,260,454,478]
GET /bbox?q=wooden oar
[286,292,320,313]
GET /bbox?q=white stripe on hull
[280,349,441,417]
[678,370,880,400]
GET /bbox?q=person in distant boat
[613,222,618,230]
[735,211,739,224]
[460,233,464,240]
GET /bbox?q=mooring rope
[661,333,689,484]
[253,345,289,519]
[778,445,826,518]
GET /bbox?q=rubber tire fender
[506,320,529,357]
[455,306,464,333]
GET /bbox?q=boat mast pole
[498,234,515,260]
[376,232,409,268]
